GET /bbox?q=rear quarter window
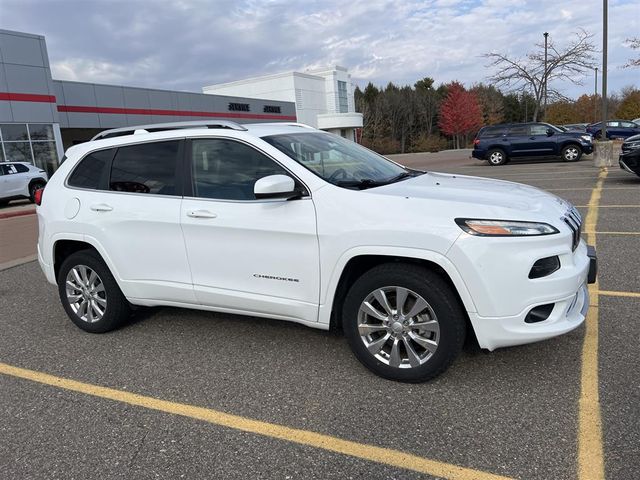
[479,126,507,137]
[68,148,115,190]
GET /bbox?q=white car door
[1,164,24,197]
[180,137,320,324]
[66,140,195,304]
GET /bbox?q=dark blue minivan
[472,122,594,166]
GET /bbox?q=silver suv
[0,162,48,205]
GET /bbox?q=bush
[410,134,449,153]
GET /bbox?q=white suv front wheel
[57,250,131,333]
[342,264,466,382]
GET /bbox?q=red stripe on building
[58,105,297,121]
[0,92,56,103]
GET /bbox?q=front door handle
[90,203,113,212]
[187,210,217,219]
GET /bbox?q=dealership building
[0,29,363,176]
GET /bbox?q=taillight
[473,139,480,146]
[34,187,44,206]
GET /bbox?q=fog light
[525,303,555,323]
[529,256,560,279]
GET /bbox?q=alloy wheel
[564,147,579,161]
[357,286,440,368]
[65,265,107,323]
[489,152,503,165]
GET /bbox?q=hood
[624,133,640,143]
[372,172,571,217]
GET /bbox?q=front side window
[191,139,289,200]
[110,141,180,195]
[68,148,115,190]
[263,132,409,188]
[1,164,19,175]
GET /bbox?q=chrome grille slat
[562,206,582,251]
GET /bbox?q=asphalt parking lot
[0,153,638,480]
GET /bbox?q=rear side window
[68,149,114,189]
[509,125,529,135]
[480,126,507,137]
[13,164,29,173]
[110,141,180,195]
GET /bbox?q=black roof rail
[91,120,248,141]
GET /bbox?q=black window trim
[66,138,185,197]
[183,136,311,203]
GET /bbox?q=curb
[0,254,37,272]
[0,209,36,220]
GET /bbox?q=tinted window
[480,126,507,137]
[191,139,288,200]
[509,125,529,135]
[1,164,19,175]
[68,149,114,189]
[621,121,635,128]
[13,163,29,173]
[530,124,548,136]
[110,141,180,195]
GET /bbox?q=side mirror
[254,174,299,200]
[546,128,554,137]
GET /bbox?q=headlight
[581,135,592,142]
[624,141,640,150]
[455,218,559,236]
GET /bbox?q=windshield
[262,132,412,187]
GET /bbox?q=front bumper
[619,150,640,176]
[469,282,590,351]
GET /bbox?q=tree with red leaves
[438,82,483,149]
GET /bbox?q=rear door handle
[187,210,217,219]
[90,203,113,212]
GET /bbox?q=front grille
[562,206,582,251]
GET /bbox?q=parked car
[619,134,640,177]
[561,123,589,132]
[0,162,48,206]
[472,122,593,165]
[586,120,640,139]
[633,118,640,125]
[37,121,597,382]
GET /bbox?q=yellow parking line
[547,186,640,191]
[598,290,640,299]
[575,205,640,208]
[591,231,640,236]
[578,167,606,480]
[0,362,512,480]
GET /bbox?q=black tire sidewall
[57,250,130,333]
[342,264,466,383]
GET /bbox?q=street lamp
[594,67,598,123]
[601,0,608,140]
[543,32,549,120]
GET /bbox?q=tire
[57,250,131,333]
[29,181,46,203]
[487,149,507,166]
[342,264,466,383]
[562,145,582,162]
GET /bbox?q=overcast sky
[1,0,638,98]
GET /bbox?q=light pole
[601,0,608,140]
[594,67,598,123]
[543,32,549,121]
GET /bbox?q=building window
[0,123,59,176]
[337,81,348,113]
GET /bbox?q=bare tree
[623,37,640,68]
[483,30,597,121]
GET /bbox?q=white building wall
[202,66,362,134]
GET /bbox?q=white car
[37,121,597,382]
[0,162,48,205]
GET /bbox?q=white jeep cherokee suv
[37,121,597,382]
[0,162,48,205]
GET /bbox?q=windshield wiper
[335,170,423,190]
